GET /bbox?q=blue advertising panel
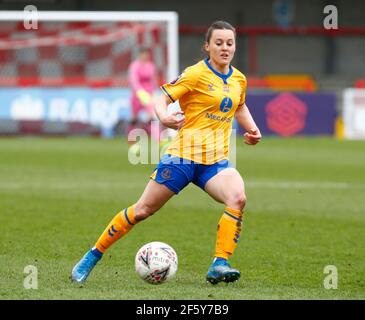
[0,89,337,137]
[0,88,132,136]
[242,92,337,136]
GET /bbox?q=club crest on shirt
[161,168,172,180]
[219,97,233,113]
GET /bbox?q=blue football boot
[71,249,102,284]
[206,258,240,285]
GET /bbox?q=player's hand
[161,111,185,130]
[244,128,262,145]
[136,89,152,106]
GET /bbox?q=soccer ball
[135,241,178,284]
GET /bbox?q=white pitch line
[246,181,352,189]
[0,180,360,190]
[0,181,143,190]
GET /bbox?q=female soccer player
[128,47,161,153]
[72,20,262,285]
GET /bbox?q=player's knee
[226,192,246,211]
[134,202,157,221]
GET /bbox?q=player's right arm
[156,64,201,130]
[154,94,185,130]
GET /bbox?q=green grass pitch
[0,136,364,299]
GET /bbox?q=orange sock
[214,206,243,260]
[95,205,138,253]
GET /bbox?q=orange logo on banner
[265,93,308,136]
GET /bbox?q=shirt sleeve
[238,75,247,107]
[160,65,200,102]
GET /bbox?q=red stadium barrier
[179,25,365,36]
[0,77,129,87]
[354,79,365,88]
[180,25,365,74]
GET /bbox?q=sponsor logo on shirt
[205,112,232,123]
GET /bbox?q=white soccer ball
[135,241,178,284]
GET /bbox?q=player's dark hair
[202,20,236,58]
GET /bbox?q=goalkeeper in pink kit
[128,48,161,149]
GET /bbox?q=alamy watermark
[23,265,38,289]
[323,265,338,289]
[23,5,38,30]
[323,5,338,30]
[127,121,237,168]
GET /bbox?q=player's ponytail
[202,20,236,58]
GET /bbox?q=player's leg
[127,95,141,139]
[128,96,144,156]
[204,167,246,210]
[203,167,246,284]
[71,180,175,283]
[143,97,162,144]
[72,155,192,284]
[94,180,175,252]
[143,96,170,156]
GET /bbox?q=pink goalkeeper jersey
[128,60,157,95]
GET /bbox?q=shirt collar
[204,58,233,84]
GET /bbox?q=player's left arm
[235,104,262,145]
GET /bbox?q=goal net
[0,11,179,136]
[0,11,178,87]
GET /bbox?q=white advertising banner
[343,89,365,139]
